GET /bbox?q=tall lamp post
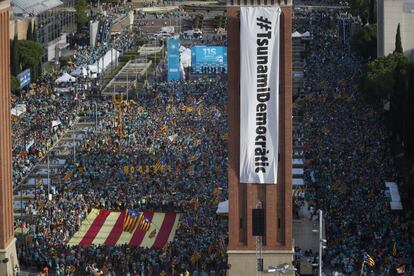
[312,209,327,276]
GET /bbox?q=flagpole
[360,261,365,276]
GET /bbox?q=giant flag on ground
[68,209,180,248]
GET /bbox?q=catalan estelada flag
[68,209,180,248]
[137,214,152,232]
[123,209,141,233]
[364,253,375,267]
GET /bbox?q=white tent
[302,31,311,37]
[292,31,302,38]
[52,118,62,127]
[71,66,88,77]
[11,104,27,117]
[385,182,403,210]
[216,200,228,215]
[55,73,76,84]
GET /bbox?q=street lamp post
[47,155,50,199]
[312,209,327,276]
[95,101,98,131]
[319,209,323,276]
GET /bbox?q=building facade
[11,0,76,62]
[0,1,19,275]
[377,0,414,60]
[227,0,293,275]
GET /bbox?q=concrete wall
[378,0,414,60]
[47,33,67,62]
[9,18,34,40]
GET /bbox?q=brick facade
[0,0,14,251]
[227,5,292,251]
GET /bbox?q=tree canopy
[27,21,33,41]
[11,75,20,92]
[395,23,403,54]
[361,52,409,104]
[351,24,377,60]
[18,40,43,81]
[11,35,19,76]
[75,0,89,33]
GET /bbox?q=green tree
[368,0,376,24]
[403,64,414,156]
[360,53,408,104]
[11,35,19,76]
[11,75,20,92]
[32,22,37,42]
[351,24,377,60]
[395,23,403,53]
[59,56,71,67]
[350,0,370,23]
[18,40,43,81]
[390,56,410,138]
[26,21,33,41]
[75,0,88,33]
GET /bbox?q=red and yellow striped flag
[137,214,152,232]
[123,209,141,233]
[68,209,180,248]
[364,253,375,267]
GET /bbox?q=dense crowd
[12,7,137,189]
[294,9,414,275]
[17,79,229,275]
[11,74,79,187]
[12,1,414,276]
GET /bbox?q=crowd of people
[11,74,79,187]
[11,5,139,189]
[12,1,414,276]
[17,79,229,275]
[294,8,414,275]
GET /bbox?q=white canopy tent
[55,73,76,84]
[52,118,62,128]
[11,104,27,117]
[216,200,228,215]
[302,31,311,37]
[71,66,88,77]
[292,31,312,39]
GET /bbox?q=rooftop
[12,0,63,17]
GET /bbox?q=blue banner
[167,39,180,82]
[17,69,31,89]
[191,46,227,74]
